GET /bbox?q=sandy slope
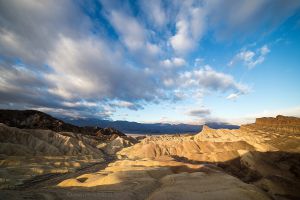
[117,116,300,199]
[0,123,135,189]
[0,115,299,200]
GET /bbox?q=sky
[0,0,300,125]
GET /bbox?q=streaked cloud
[206,0,300,40]
[0,0,299,122]
[139,0,166,27]
[228,45,271,68]
[109,100,143,111]
[226,93,240,101]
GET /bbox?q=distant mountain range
[0,109,239,134]
[63,117,239,134]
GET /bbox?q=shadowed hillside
[0,115,299,200]
[0,109,125,137]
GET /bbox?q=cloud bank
[0,0,299,120]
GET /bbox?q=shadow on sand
[1,151,299,200]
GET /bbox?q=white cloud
[140,0,166,27]
[229,45,270,68]
[260,45,270,55]
[46,36,111,99]
[62,101,98,108]
[226,93,239,101]
[0,0,87,65]
[169,3,206,54]
[160,65,249,103]
[0,1,165,119]
[239,50,255,62]
[46,35,160,102]
[190,7,206,40]
[1,0,298,121]
[161,57,186,68]
[168,0,300,54]
[109,10,145,51]
[170,20,194,53]
[103,7,163,69]
[168,0,300,53]
[146,42,160,55]
[106,8,162,61]
[179,65,248,94]
[173,57,186,66]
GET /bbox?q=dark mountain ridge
[0,109,125,137]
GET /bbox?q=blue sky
[0,0,300,125]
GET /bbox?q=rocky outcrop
[252,115,300,134]
[255,115,300,126]
[118,115,300,200]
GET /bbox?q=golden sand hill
[0,115,299,200]
[0,123,135,189]
[115,115,300,199]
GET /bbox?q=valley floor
[0,156,270,200]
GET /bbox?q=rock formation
[0,122,135,189]
[0,114,299,200]
[117,115,300,199]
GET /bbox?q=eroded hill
[0,122,136,189]
[117,115,300,199]
[0,115,299,200]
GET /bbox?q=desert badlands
[1,1,300,200]
[0,111,299,200]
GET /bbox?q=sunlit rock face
[255,115,300,126]
[118,116,300,199]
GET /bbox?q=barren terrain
[0,115,299,200]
